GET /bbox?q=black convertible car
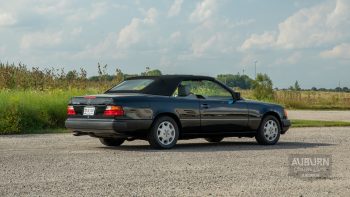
[65,75,290,149]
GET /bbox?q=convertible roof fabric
[109,75,217,96]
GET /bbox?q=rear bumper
[281,119,291,134]
[65,118,152,137]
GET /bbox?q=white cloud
[168,0,183,17]
[170,31,181,41]
[241,0,350,50]
[0,45,5,53]
[75,33,126,59]
[76,7,159,59]
[143,8,158,24]
[65,2,108,22]
[88,2,108,20]
[117,8,158,48]
[191,34,218,56]
[224,18,256,29]
[186,0,241,57]
[275,0,347,49]
[0,13,17,26]
[239,52,258,67]
[320,43,350,59]
[240,32,276,51]
[20,31,63,49]
[117,19,142,48]
[189,0,216,23]
[34,0,70,15]
[190,32,236,57]
[275,52,302,65]
[71,27,82,36]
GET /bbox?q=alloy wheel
[156,121,176,145]
[263,119,279,141]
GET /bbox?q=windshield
[108,79,154,91]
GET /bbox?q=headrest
[178,85,191,97]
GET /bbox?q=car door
[184,79,249,133]
[170,84,201,133]
[200,98,248,132]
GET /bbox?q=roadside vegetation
[240,90,350,110]
[291,120,350,127]
[0,89,98,134]
[1,62,350,134]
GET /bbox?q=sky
[0,0,349,88]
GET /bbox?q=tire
[205,137,224,143]
[148,116,179,149]
[255,115,281,145]
[99,138,125,147]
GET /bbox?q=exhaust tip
[73,131,88,136]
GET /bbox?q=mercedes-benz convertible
[65,75,290,149]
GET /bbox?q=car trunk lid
[68,94,118,118]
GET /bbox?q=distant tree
[335,87,342,92]
[124,74,138,79]
[294,81,301,91]
[216,74,254,89]
[113,68,124,84]
[79,68,87,80]
[289,81,301,91]
[146,69,162,76]
[89,76,100,81]
[311,87,318,91]
[97,63,109,81]
[343,87,349,92]
[253,73,274,100]
[66,70,78,81]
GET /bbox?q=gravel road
[1,128,350,196]
[288,110,350,122]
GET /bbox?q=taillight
[67,106,76,115]
[84,96,96,99]
[104,106,124,116]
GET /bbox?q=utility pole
[254,60,258,79]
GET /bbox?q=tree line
[1,62,348,97]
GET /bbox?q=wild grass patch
[0,89,98,134]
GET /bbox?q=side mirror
[233,92,241,100]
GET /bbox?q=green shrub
[0,89,98,134]
[252,73,274,100]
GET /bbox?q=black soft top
[107,75,227,96]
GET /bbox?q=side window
[173,80,232,100]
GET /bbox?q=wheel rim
[157,121,176,145]
[263,119,279,141]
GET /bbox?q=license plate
[83,106,95,116]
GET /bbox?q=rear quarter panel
[117,95,201,133]
[147,96,201,133]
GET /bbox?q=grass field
[291,119,350,127]
[0,89,98,134]
[240,90,350,110]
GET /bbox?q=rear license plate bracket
[83,106,95,116]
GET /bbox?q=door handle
[201,103,210,109]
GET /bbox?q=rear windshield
[108,79,154,92]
